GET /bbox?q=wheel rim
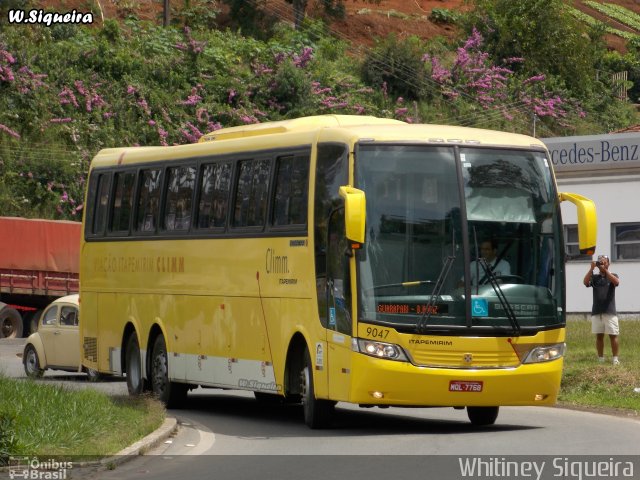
[152,347,168,396]
[300,362,310,406]
[129,347,141,390]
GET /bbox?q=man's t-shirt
[590,273,619,315]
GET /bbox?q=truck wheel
[0,307,23,338]
[27,310,42,335]
[150,335,187,408]
[23,344,44,378]
[125,332,144,395]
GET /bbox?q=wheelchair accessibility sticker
[471,297,489,317]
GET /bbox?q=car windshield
[355,144,564,335]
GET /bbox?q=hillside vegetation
[1,0,639,220]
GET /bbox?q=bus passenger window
[233,159,270,228]
[165,165,195,231]
[111,172,136,233]
[273,155,309,227]
[198,162,231,229]
[93,173,111,235]
[136,169,162,233]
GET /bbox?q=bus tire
[467,406,499,426]
[0,307,23,339]
[125,332,144,395]
[300,347,334,429]
[150,335,187,408]
[23,344,44,378]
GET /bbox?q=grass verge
[0,376,165,464]
[561,319,640,414]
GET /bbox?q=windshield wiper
[416,255,455,334]
[478,258,521,336]
[366,279,436,293]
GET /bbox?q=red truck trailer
[0,217,80,338]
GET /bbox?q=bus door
[325,208,353,401]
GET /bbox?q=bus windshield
[355,144,564,335]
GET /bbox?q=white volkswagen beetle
[23,294,100,380]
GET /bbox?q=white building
[543,132,640,315]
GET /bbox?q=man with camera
[583,254,620,365]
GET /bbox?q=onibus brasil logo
[9,457,73,480]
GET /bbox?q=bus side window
[315,143,349,328]
[91,174,111,235]
[198,162,231,229]
[165,165,196,231]
[110,171,136,234]
[233,159,271,228]
[136,168,162,233]
[327,208,351,336]
[272,154,309,227]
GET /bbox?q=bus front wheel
[151,335,187,408]
[467,406,499,426]
[125,332,144,395]
[300,348,334,429]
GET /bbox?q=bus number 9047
[365,327,389,339]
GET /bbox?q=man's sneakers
[599,356,620,365]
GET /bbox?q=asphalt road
[4,338,640,480]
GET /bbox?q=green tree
[465,0,606,98]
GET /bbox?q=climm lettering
[157,256,184,273]
[265,248,289,274]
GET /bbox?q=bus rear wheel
[467,406,499,426]
[125,332,144,395]
[300,348,334,429]
[151,335,187,408]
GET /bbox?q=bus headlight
[522,343,565,364]
[355,338,408,361]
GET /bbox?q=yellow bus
[80,115,596,428]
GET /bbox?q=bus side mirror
[339,186,366,245]
[559,192,597,255]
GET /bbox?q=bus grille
[83,337,98,363]
[409,350,519,368]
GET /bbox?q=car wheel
[150,335,187,408]
[23,344,44,379]
[125,332,144,395]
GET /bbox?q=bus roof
[89,115,547,169]
[198,115,405,142]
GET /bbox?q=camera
[595,260,603,267]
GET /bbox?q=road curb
[95,416,179,467]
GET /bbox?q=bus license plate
[449,380,483,392]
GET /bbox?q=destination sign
[376,303,448,315]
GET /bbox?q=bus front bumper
[348,353,563,407]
